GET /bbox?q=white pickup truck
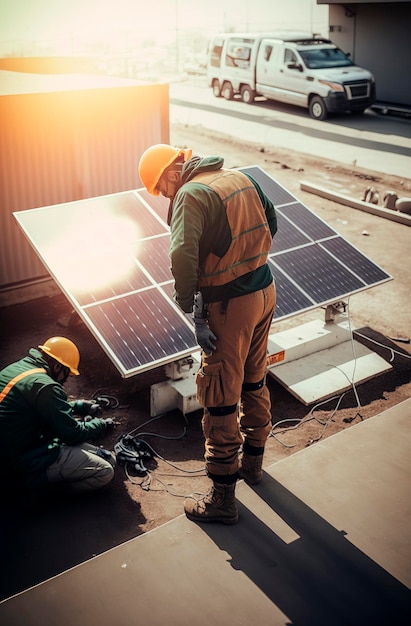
[207,32,376,120]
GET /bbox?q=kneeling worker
[0,336,116,497]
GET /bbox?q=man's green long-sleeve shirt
[169,156,277,312]
[0,348,107,487]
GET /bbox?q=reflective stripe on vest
[0,368,46,403]
[192,169,272,287]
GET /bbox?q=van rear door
[223,37,256,92]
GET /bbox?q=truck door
[255,41,282,100]
[275,47,308,106]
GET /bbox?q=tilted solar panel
[14,167,392,377]
[84,288,195,374]
[243,164,391,317]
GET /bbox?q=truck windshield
[299,47,353,69]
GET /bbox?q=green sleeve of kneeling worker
[35,382,108,444]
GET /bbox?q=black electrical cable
[91,388,120,409]
[270,297,368,448]
[354,331,411,363]
[114,411,206,495]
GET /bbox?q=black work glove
[103,418,115,433]
[95,447,114,462]
[74,400,103,417]
[194,317,217,356]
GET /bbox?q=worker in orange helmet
[0,337,116,503]
[138,144,278,524]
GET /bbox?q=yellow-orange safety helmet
[138,144,192,196]
[38,337,80,375]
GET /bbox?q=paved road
[169,81,411,179]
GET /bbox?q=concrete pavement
[1,398,410,624]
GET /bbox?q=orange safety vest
[0,368,46,404]
[193,169,272,288]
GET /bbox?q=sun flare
[43,211,141,294]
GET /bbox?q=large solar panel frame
[14,166,392,378]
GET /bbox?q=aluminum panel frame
[14,167,392,378]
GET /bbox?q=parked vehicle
[207,32,376,120]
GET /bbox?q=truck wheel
[309,96,328,120]
[222,82,234,100]
[212,80,221,98]
[240,85,255,104]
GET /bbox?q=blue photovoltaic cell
[160,279,178,304]
[138,189,170,225]
[278,202,336,240]
[129,202,169,239]
[320,237,390,284]
[136,235,173,284]
[272,242,365,303]
[74,258,151,307]
[270,211,312,253]
[85,288,196,374]
[268,259,315,318]
[13,192,145,247]
[244,166,296,205]
[14,166,392,377]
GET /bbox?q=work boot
[184,482,238,524]
[239,453,264,485]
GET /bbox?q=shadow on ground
[0,473,145,601]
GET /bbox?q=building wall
[0,73,169,299]
[320,2,411,106]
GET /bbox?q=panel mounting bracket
[323,301,347,323]
[150,352,202,417]
[164,356,198,381]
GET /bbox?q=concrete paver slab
[1,399,410,625]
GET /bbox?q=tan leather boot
[239,453,264,485]
[184,482,238,524]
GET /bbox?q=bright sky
[0,0,328,44]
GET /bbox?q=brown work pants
[196,283,276,478]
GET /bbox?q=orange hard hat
[38,336,80,375]
[138,144,192,196]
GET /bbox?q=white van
[207,33,376,120]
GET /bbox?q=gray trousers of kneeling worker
[46,442,116,492]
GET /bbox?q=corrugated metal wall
[0,77,169,292]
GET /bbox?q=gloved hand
[103,418,115,433]
[95,447,115,462]
[194,317,217,356]
[74,400,102,417]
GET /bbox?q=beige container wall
[0,83,169,289]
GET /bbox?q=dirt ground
[1,122,410,601]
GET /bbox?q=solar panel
[272,243,365,302]
[277,201,336,241]
[84,288,195,374]
[14,167,392,378]
[243,164,391,309]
